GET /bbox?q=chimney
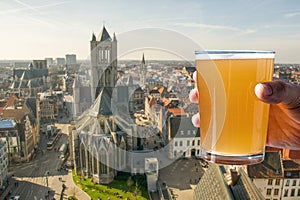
[230,168,240,186]
[225,167,240,186]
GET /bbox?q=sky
[0,0,300,63]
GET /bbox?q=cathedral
[72,26,160,184]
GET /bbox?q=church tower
[140,53,146,87]
[90,26,117,102]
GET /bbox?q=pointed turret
[98,25,111,42]
[91,32,96,41]
[113,32,117,42]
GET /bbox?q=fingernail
[263,84,273,96]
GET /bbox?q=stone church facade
[73,26,128,184]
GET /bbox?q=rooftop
[0,119,17,129]
[247,151,283,179]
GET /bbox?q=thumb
[254,80,300,108]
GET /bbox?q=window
[266,189,272,196]
[268,179,273,185]
[284,189,288,197]
[174,151,177,157]
[175,141,178,147]
[179,141,183,146]
[286,180,290,186]
[192,140,195,146]
[291,189,295,197]
[274,189,279,196]
[187,140,190,146]
[198,140,200,146]
[293,180,297,186]
[275,179,280,185]
[297,188,300,196]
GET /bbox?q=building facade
[0,119,20,163]
[37,92,59,123]
[167,116,201,159]
[0,140,8,190]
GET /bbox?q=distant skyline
[1,0,300,63]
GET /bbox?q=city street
[3,120,77,200]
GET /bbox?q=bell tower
[90,26,117,101]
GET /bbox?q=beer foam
[195,50,275,60]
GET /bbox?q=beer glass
[195,50,275,165]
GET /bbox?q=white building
[247,150,300,200]
[247,151,285,200]
[281,159,300,199]
[0,141,8,189]
[167,116,201,159]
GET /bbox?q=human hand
[190,72,300,150]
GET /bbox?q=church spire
[98,25,111,42]
[141,53,145,65]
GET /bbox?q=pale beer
[195,50,275,165]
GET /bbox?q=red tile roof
[167,108,186,116]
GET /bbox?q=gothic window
[107,50,110,63]
[93,155,97,174]
[105,70,111,85]
[98,49,102,63]
[101,50,104,61]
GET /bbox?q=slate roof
[194,164,234,200]
[194,164,264,200]
[25,98,37,118]
[98,26,112,42]
[92,87,113,116]
[169,116,199,138]
[13,68,48,79]
[247,151,283,178]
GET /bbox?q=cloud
[0,1,71,15]
[175,22,256,34]
[285,11,300,18]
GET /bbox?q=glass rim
[195,50,275,60]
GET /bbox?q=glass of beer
[195,50,275,165]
